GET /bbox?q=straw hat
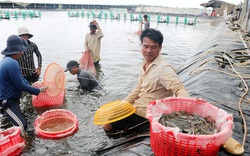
[17,27,33,38]
[1,35,28,55]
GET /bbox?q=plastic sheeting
[178,23,250,155]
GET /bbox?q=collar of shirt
[142,54,162,72]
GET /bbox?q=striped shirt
[17,40,42,77]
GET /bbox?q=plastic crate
[0,126,25,156]
[146,97,234,156]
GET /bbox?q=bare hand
[32,81,42,87]
[34,67,41,76]
[92,20,98,25]
[194,97,205,102]
[40,86,48,92]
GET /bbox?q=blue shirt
[0,56,40,100]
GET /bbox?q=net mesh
[43,63,65,97]
[79,50,96,75]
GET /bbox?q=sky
[0,0,243,8]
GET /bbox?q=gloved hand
[40,86,48,92]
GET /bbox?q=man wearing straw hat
[0,35,47,132]
[103,29,189,133]
[84,20,104,67]
[17,27,42,83]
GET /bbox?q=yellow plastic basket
[94,100,136,125]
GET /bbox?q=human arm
[84,34,90,52]
[33,42,42,76]
[32,81,47,92]
[160,66,189,97]
[92,20,104,39]
[9,62,40,95]
[123,76,142,104]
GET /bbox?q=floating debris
[158,111,219,135]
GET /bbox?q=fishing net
[43,63,65,97]
[79,50,96,75]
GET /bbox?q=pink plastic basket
[34,109,78,139]
[146,97,234,156]
[43,63,65,97]
[32,82,65,107]
[0,126,25,156]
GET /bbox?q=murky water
[0,11,216,155]
[39,117,74,133]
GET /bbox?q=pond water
[0,11,216,155]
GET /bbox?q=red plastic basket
[146,97,234,156]
[32,82,65,107]
[0,126,25,156]
[34,109,78,139]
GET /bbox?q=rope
[190,58,248,148]
[180,47,221,71]
[224,55,248,148]
[187,35,249,148]
[189,57,214,74]
[190,67,250,78]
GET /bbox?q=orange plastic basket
[43,63,65,97]
[34,109,78,139]
[146,97,234,156]
[0,127,25,156]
